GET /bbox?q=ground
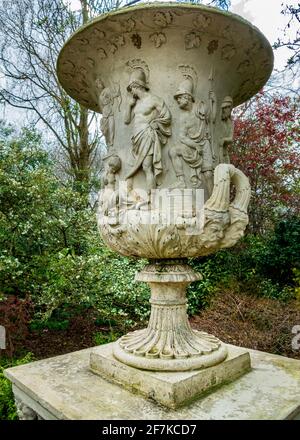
[190,290,300,359]
[17,290,300,361]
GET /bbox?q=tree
[273,2,300,67]
[204,0,231,8]
[177,0,231,9]
[230,93,300,235]
[0,0,134,187]
[0,0,231,187]
[270,2,300,99]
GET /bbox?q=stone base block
[90,343,251,409]
[4,344,300,420]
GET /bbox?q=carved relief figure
[219,96,233,163]
[95,78,121,151]
[103,155,121,190]
[202,209,230,249]
[170,75,216,194]
[118,178,150,212]
[99,155,121,220]
[124,66,171,189]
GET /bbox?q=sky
[229,0,296,70]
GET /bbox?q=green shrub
[231,219,300,300]
[32,244,150,331]
[251,216,300,286]
[93,330,120,346]
[188,223,299,309]
[30,318,70,331]
[187,250,237,314]
[0,125,150,329]
[0,353,34,420]
[292,268,300,301]
[256,279,295,302]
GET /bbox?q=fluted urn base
[113,261,227,371]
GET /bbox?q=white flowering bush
[34,246,150,328]
[0,122,150,329]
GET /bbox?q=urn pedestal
[114,261,228,371]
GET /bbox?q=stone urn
[57,3,273,372]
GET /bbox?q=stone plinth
[90,343,250,409]
[4,344,300,420]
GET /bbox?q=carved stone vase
[57,3,273,371]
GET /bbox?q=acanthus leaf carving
[98,164,251,259]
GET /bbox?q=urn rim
[57,2,274,112]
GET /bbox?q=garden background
[0,0,299,419]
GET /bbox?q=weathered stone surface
[4,344,300,420]
[57,2,267,260]
[112,263,228,371]
[90,343,251,408]
[55,3,270,373]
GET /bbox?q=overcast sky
[230,0,296,70]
